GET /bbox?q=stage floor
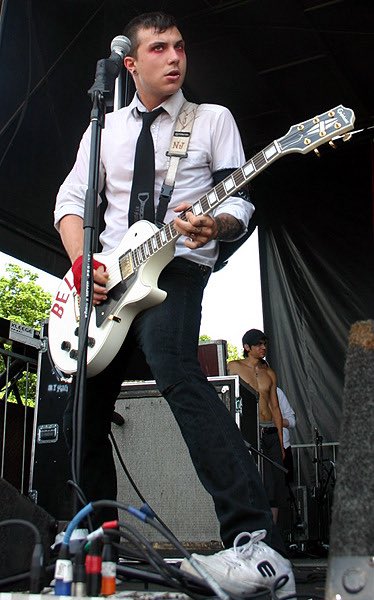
[115,556,328,598]
[292,557,327,598]
[0,558,328,600]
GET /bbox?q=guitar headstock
[277,105,355,154]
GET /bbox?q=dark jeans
[261,429,288,509]
[64,257,284,553]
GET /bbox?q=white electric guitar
[49,105,355,377]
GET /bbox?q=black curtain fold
[254,138,373,486]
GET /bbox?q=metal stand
[311,428,336,549]
[70,51,123,506]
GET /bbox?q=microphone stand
[71,53,123,507]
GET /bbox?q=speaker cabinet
[198,340,228,376]
[112,376,240,548]
[0,478,56,587]
[29,333,241,549]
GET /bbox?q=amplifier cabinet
[198,339,228,376]
[113,376,240,546]
[30,348,241,547]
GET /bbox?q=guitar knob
[88,337,96,348]
[61,341,71,352]
[69,350,78,361]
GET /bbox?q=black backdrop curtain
[0,0,373,472]
[253,138,373,471]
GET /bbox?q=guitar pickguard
[95,272,136,327]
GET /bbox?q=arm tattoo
[214,214,244,241]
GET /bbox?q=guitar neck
[183,139,280,221]
[129,139,281,270]
[129,103,355,270]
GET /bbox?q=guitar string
[86,162,253,287]
[81,142,297,289]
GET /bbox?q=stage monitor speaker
[113,376,240,550]
[0,477,57,589]
[325,320,374,600]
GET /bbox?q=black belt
[261,426,278,435]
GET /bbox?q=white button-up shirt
[54,89,254,268]
[277,387,296,449]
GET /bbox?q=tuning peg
[314,148,321,158]
[328,140,337,149]
[342,133,353,142]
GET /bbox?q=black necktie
[128,107,164,226]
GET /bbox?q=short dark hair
[242,328,268,356]
[124,12,179,57]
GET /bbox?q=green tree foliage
[199,334,211,344]
[0,263,52,327]
[227,341,241,362]
[0,264,52,405]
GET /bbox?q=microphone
[88,35,131,102]
[109,35,131,66]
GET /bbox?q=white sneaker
[180,530,295,598]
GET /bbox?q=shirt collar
[129,89,186,120]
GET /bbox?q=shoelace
[215,530,268,566]
[234,529,267,556]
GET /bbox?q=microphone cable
[66,479,94,532]
[0,563,55,592]
[56,500,281,600]
[0,518,45,593]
